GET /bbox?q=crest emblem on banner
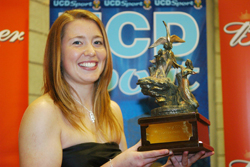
[194,0,202,9]
[93,0,101,10]
[143,0,152,10]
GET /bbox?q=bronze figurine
[137,21,198,116]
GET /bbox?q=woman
[19,9,213,167]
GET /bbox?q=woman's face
[61,19,107,86]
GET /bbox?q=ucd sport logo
[224,10,250,47]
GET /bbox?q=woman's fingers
[200,151,214,159]
[167,150,214,167]
[181,151,189,166]
[140,149,171,165]
[188,151,205,164]
[129,142,214,167]
[125,141,172,167]
[139,149,172,166]
[187,151,214,161]
[169,154,181,167]
[142,149,171,159]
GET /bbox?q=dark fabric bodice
[62,142,121,167]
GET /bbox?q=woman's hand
[163,151,214,167]
[107,141,172,167]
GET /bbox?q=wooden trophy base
[138,112,214,154]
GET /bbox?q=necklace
[71,96,95,123]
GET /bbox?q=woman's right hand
[106,141,172,167]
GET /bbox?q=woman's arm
[19,96,62,167]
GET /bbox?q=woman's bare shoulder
[110,100,122,119]
[27,94,57,113]
[110,100,119,109]
[20,93,61,134]
[19,94,63,166]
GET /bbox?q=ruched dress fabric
[62,142,121,167]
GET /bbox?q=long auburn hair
[43,9,121,142]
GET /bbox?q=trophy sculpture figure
[137,21,214,154]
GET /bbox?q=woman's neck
[71,83,95,108]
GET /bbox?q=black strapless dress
[62,142,121,167]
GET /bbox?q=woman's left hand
[163,151,214,167]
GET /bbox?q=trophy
[137,21,214,154]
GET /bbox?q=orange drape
[0,1,29,166]
[219,0,250,166]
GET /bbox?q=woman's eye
[73,41,82,45]
[94,41,103,45]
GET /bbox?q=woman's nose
[83,44,95,57]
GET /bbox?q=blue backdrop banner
[50,0,209,166]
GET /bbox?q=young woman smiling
[18,9,213,167]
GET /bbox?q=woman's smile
[78,61,98,70]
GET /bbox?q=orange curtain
[0,1,29,166]
[219,0,250,166]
